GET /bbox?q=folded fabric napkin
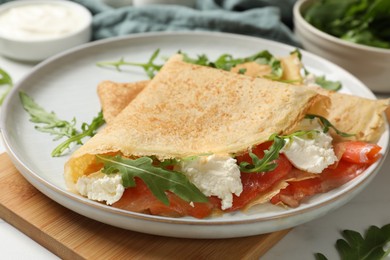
[83,0,300,46]
[0,0,300,46]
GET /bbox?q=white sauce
[0,3,89,41]
[177,154,242,210]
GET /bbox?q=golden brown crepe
[98,80,146,124]
[65,54,329,189]
[314,87,388,143]
[98,68,388,144]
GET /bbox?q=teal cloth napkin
[0,0,300,46]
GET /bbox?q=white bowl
[293,0,390,93]
[0,0,92,62]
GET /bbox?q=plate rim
[0,31,388,231]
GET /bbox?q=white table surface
[1,54,390,260]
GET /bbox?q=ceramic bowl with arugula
[293,0,390,93]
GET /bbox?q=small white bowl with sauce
[0,0,92,62]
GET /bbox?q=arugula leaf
[315,75,342,91]
[316,224,390,260]
[294,49,342,91]
[96,49,163,79]
[305,114,355,137]
[20,91,105,156]
[238,68,247,74]
[19,91,78,140]
[98,49,284,80]
[96,155,208,205]
[239,135,285,173]
[201,49,338,89]
[179,52,210,67]
[263,58,283,81]
[239,129,320,173]
[182,50,285,79]
[199,51,282,78]
[290,49,303,60]
[97,48,342,90]
[51,111,105,157]
[0,67,13,105]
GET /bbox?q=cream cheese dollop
[177,154,242,210]
[281,119,338,173]
[76,172,124,205]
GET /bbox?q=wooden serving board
[0,153,289,260]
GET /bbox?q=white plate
[0,32,388,239]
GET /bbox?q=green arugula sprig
[182,50,283,80]
[20,91,78,140]
[315,224,390,260]
[51,111,105,157]
[292,49,342,91]
[0,67,13,105]
[314,75,342,91]
[20,91,105,157]
[239,135,286,173]
[96,154,208,205]
[305,114,355,137]
[97,49,283,80]
[239,130,319,173]
[97,48,342,91]
[96,49,163,79]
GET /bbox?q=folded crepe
[97,53,300,124]
[314,87,388,143]
[65,54,329,190]
[98,80,148,124]
[98,55,388,143]
[97,80,146,124]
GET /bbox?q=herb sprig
[305,114,355,137]
[315,224,390,260]
[292,49,342,91]
[51,111,105,157]
[182,50,283,80]
[97,49,283,80]
[97,49,163,79]
[19,91,78,140]
[97,48,342,91]
[20,91,105,157]
[239,130,320,173]
[314,75,342,91]
[96,154,208,205]
[239,135,286,173]
[0,67,13,105]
